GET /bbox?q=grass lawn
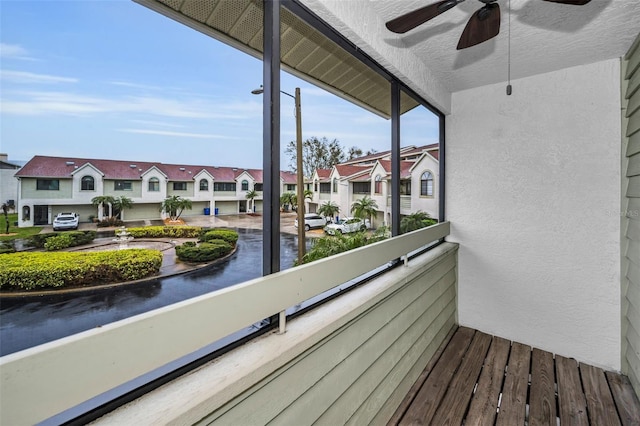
[0,213,43,241]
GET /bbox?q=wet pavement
[0,228,313,356]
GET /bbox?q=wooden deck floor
[390,327,640,425]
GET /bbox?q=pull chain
[506,0,512,95]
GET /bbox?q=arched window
[200,179,209,191]
[374,175,382,194]
[421,171,434,197]
[332,178,338,193]
[81,175,94,191]
[241,180,249,191]
[148,177,160,192]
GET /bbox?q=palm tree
[318,201,340,222]
[351,196,378,227]
[245,189,258,212]
[161,195,193,221]
[280,192,295,211]
[91,195,115,218]
[400,211,437,234]
[112,196,133,220]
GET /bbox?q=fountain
[113,226,134,250]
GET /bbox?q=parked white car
[295,213,330,231]
[324,217,370,235]
[53,212,79,231]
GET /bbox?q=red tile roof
[334,164,372,178]
[377,160,414,178]
[15,156,284,183]
[315,168,332,181]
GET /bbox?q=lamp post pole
[252,85,305,264]
[294,88,305,264]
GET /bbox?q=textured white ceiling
[367,0,640,92]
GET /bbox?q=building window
[319,183,331,193]
[421,171,434,196]
[314,180,318,192]
[214,182,236,192]
[332,178,338,193]
[199,179,209,191]
[352,182,371,194]
[114,180,132,191]
[148,177,160,192]
[374,175,382,194]
[241,180,249,191]
[36,179,59,190]
[173,182,187,191]
[81,176,94,191]
[286,184,295,192]
[400,180,411,195]
[254,183,263,191]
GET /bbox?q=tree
[318,201,340,222]
[91,195,115,218]
[284,136,364,176]
[161,195,193,221]
[280,192,295,211]
[245,189,258,212]
[400,211,437,234]
[351,196,378,227]
[112,196,133,219]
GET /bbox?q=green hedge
[199,229,238,245]
[30,230,97,249]
[0,249,162,291]
[126,226,202,238]
[175,240,233,263]
[44,234,73,251]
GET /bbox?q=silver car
[324,217,370,235]
[295,213,330,231]
[53,212,79,231]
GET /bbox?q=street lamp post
[253,85,306,264]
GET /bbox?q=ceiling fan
[385,0,592,50]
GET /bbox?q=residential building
[0,153,22,211]
[14,155,299,226]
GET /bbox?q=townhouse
[14,155,297,227]
[307,144,439,226]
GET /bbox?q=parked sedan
[295,213,330,231]
[53,212,79,231]
[324,217,370,235]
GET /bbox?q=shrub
[199,229,238,245]
[0,249,162,290]
[298,229,389,265]
[44,234,73,251]
[126,226,202,238]
[30,230,96,249]
[97,217,124,228]
[0,240,15,254]
[175,240,233,263]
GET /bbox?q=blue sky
[0,0,439,170]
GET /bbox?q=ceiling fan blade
[542,0,591,4]
[386,0,461,34]
[457,3,500,50]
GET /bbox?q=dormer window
[241,180,248,191]
[200,179,209,191]
[148,177,160,192]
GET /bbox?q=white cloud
[0,43,36,61]
[117,129,226,139]
[129,119,186,128]
[0,70,77,84]
[109,81,163,91]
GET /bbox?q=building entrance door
[34,205,49,225]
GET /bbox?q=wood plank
[580,364,621,426]
[556,355,589,426]
[465,336,511,426]
[529,348,557,426]
[496,342,531,426]
[398,327,475,425]
[606,371,640,426]
[387,325,458,425]
[430,331,493,424]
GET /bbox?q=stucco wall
[447,59,622,370]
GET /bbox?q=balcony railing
[0,222,450,425]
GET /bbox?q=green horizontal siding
[198,247,458,425]
[623,35,640,400]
